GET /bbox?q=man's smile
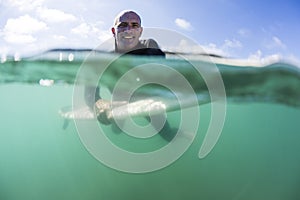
[123,35,134,39]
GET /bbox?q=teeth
[124,36,133,39]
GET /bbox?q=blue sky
[0,0,299,63]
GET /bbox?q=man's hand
[94,99,127,125]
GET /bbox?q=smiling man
[86,10,165,110]
[111,10,165,55]
[86,10,165,109]
[84,10,175,141]
[112,10,142,52]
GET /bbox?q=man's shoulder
[139,39,160,49]
[135,39,165,57]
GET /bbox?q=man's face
[112,12,143,52]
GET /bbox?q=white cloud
[271,36,286,49]
[264,36,286,50]
[248,50,263,61]
[71,23,92,37]
[6,0,77,23]
[3,15,48,44]
[163,38,244,58]
[286,54,300,67]
[4,15,48,34]
[248,50,282,63]
[53,35,67,40]
[203,39,242,57]
[4,33,37,44]
[162,39,226,56]
[175,18,192,31]
[71,22,111,41]
[202,43,227,56]
[37,7,77,23]
[7,0,44,11]
[223,39,243,49]
[97,31,112,43]
[162,39,201,54]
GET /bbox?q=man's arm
[84,86,100,109]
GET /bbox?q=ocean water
[1,50,300,200]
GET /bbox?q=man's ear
[139,27,143,37]
[111,27,116,36]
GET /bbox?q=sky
[0,0,299,63]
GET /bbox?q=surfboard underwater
[2,49,299,120]
[59,106,95,120]
[58,53,300,121]
[59,98,180,120]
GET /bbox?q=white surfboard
[59,99,170,120]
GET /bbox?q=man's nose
[124,25,134,31]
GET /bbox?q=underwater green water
[1,50,300,199]
[0,83,300,200]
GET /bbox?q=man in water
[111,10,165,56]
[85,10,173,140]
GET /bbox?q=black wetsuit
[84,39,175,141]
[121,39,166,56]
[84,39,165,108]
